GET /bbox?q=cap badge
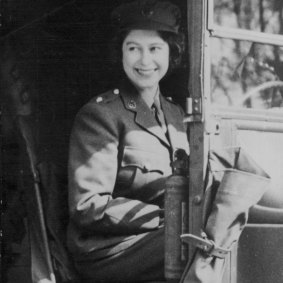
[141,8,154,17]
[141,0,155,17]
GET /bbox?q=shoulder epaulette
[95,88,120,104]
[165,96,178,104]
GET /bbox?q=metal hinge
[184,97,202,122]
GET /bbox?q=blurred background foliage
[211,0,283,109]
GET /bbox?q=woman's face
[122,29,169,92]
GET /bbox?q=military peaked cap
[111,0,181,34]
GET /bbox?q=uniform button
[96,96,103,103]
[113,88,119,95]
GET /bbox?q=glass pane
[211,37,283,109]
[213,0,283,35]
[238,129,283,192]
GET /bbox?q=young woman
[67,1,189,281]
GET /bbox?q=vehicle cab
[1,0,283,282]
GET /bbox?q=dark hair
[108,29,185,74]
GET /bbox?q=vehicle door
[187,0,283,282]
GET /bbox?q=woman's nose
[140,50,151,65]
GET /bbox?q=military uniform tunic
[67,80,189,280]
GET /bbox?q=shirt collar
[141,86,161,109]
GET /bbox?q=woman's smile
[135,67,158,76]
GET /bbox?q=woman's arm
[68,101,161,235]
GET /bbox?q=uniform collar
[117,79,187,152]
[159,95,186,152]
[119,80,170,147]
[118,79,161,110]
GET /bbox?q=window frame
[204,0,283,121]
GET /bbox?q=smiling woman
[67,0,189,282]
[122,30,170,99]
[110,28,185,82]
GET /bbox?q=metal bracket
[206,116,221,135]
[184,97,202,123]
[181,233,230,259]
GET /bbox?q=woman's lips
[136,68,157,75]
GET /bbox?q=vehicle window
[213,0,283,35]
[210,38,283,109]
[238,129,283,191]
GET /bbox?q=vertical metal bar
[186,0,207,267]
[207,0,214,29]
[19,118,56,283]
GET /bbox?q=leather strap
[181,233,230,259]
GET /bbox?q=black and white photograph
[1,1,283,283]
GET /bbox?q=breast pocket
[116,146,168,191]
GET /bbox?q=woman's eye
[150,46,161,52]
[128,46,138,51]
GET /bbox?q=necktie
[152,102,167,134]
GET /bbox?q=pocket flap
[121,146,166,173]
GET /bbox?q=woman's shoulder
[78,88,122,113]
[88,88,122,108]
[161,94,186,115]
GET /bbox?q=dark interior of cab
[1,1,188,282]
